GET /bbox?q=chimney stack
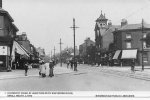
[121,19,128,27]
[0,0,2,8]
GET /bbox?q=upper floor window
[126,42,131,48]
[143,41,147,49]
[143,33,147,38]
[126,33,131,39]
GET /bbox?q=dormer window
[126,33,131,39]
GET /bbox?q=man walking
[70,60,74,70]
[49,60,54,77]
[24,61,29,76]
[131,59,135,73]
[74,59,78,71]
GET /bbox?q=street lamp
[141,19,144,71]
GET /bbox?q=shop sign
[0,46,9,55]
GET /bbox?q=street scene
[1,0,150,95]
[1,64,150,91]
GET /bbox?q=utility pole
[142,19,144,71]
[53,46,56,61]
[70,18,79,68]
[51,50,52,60]
[59,38,63,67]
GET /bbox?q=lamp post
[141,19,144,71]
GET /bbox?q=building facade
[0,1,19,71]
[94,11,120,65]
[79,37,95,64]
[113,19,150,66]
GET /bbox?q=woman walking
[39,61,46,77]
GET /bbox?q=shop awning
[11,41,29,62]
[20,45,33,55]
[121,49,137,59]
[113,50,121,59]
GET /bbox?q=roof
[96,11,108,22]
[80,39,95,47]
[12,23,19,31]
[100,25,120,36]
[118,23,150,31]
[0,8,14,22]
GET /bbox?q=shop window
[126,42,131,48]
[126,33,131,39]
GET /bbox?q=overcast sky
[3,0,150,54]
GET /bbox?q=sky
[2,0,150,54]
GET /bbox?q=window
[126,33,131,39]
[143,33,147,38]
[126,42,131,48]
[143,41,146,48]
[143,52,148,63]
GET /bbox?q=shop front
[11,41,29,69]
[0,46,11,71]
[121,49,137,66]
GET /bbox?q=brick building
[0,0,19,71]
[94,11,120,65]
[79,37,95,64]
[113,19,150,66]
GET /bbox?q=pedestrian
[70,60,73,70]
[74,59,78,71]
[131,59,135,73]
[39,61,46,77]
[24,61,29,76]
[49,60,54,77]
[67,60,70,68]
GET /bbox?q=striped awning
[121,49,137,59]
[113,50,121,59]
[11,41,29,62]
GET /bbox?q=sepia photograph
[0,0,150,99]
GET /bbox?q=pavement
[1,63,150,81]
[86,64,150,81]
[0,63,74,80]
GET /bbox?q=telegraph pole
[142,19,144,71]
[59,38,63,67]
[53,46,56,61]
[70,18,79,68]
[51,50,52,60]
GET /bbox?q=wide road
[0,64,150,91]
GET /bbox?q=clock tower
[94,10,108,65]
[95,11,108,50]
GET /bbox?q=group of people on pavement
[67,59,78,71]
[24,59,55,77]
[39,60,55,78]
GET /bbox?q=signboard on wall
[0,46,9,55]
